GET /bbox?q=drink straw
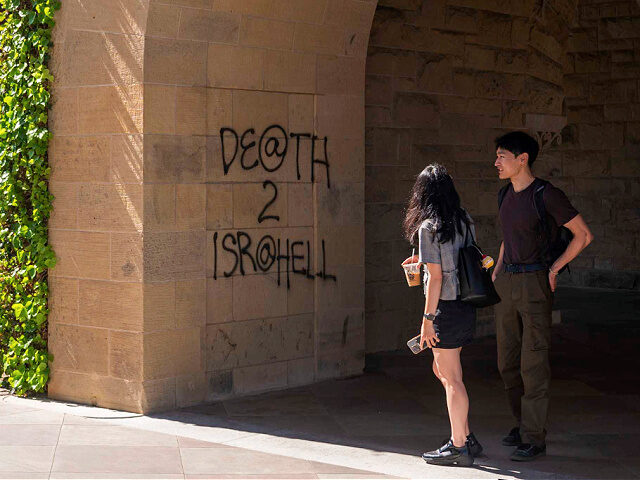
[411,248,415,263]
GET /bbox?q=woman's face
[494,147,527,180]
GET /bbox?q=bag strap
[497,184,510,210]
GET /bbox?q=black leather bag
[458,224,501,308]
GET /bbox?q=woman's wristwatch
[423,312,438,321]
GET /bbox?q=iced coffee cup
[402,262,421,287]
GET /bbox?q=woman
[402,164,482,467]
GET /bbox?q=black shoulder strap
[497,184,510,210]
[533,178,549,224]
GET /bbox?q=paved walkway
[1,287,639,479]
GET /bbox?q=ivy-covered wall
[0,0,60,394]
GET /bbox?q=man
[491,131,594,461]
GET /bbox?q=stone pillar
[47,0,376,413]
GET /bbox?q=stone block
[144,135,206,183]
[466,11,512,48]
[589,79,638,105]
[264,50,317,94]
[530,28,565,64]
[49,182,78,229]
[57,30,143,87]
[176,279,206,328]
[287,274,315,315]
[232,90,289,134]
[78,85,143,135]
[64,0,147,35]
[416,53,456,94]
[144,85,176,135]
[239,16,294,49]
[144,184,176,231]
[233,362,288,395]
[315,265,365,312]
[176,372,207,408]
[577,123,624,150]
[366,49,396,75]
[78,183,143,232]
[49,230,110,280]
[49,324,109,375]
[207,89,233,136]
[365,75,393,106]
[48,370,143,412]
[144,231,206,282]
[144,282,176,331]
[161,0,213,8]
[318,55,365,95]
[111,135,143,184]
[206,370,233,400]
[365,106,393,127]
[79,280,143,331]
[176,184,206,230]
[283,314,314,360]
[176,87,207,136]
[392,92,440,128]
[324,136,366,183]
[324,0,376,30]
[205,184,233,230]
[232,273,287,321]
[526,77,563,115]
[528,51,564,85]
[316,182,364,229]
[444,5,478,33]
[140,378,177,413]
[206,276,233,324]
[293,23,344,55]
[496,49,527,73]
[49,88,77,135]
[233,182,288,229]
[49,136,110,183]
[287,356,315,387]
[146,2,180,38]
[48,277,79,326]
[111,233,144,281]
[288,94,314,133]
[144,37,207,85]
[207,44,264,90]
[365,203,406,243]
[109,331,143,381]
[177,9,239,43]
[465,45,497,70]
[143,327,202,380]
[287,183,313,227]
[321,225,365,267]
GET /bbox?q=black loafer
[440,433,483,457]
[502,426,522,446]
[423,440,474,467]
[510,443,546,462]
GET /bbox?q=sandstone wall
[47,0,376,413]
[364,0,579,353]
[560,0,640,290]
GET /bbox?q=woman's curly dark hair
[403,164,470,246]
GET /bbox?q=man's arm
[551,214,594,272]
[548,214,594,291]
[492,241,505,282]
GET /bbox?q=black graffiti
[213,231,336,289]
[219,125,330,189]
[257,180,279,223]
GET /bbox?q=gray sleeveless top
[418,213,476,301]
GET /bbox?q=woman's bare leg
[433,347,469,447]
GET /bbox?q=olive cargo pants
[494,270,554,447]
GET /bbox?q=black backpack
[498,179,573,274]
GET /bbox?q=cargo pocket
[528,313,552,351]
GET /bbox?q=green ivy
[0,0,60,395]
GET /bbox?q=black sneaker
[440,433,483,457]
[502,426,522,446]
[422,440,474,467]
[510,443,546,462]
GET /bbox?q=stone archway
[47,0,377,413]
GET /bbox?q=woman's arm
[421,262,442,348]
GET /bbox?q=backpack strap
[532,179,554,267]
[497,184,510,211]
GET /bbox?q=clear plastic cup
[402,262,421,287]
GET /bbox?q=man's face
[495,147,527,180]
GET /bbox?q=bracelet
[549,269,559,276]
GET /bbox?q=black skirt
[433,298,476,349]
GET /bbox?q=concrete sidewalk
[1,287,639,479]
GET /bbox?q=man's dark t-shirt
[499,178,579,265]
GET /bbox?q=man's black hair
[495,131,540,167]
